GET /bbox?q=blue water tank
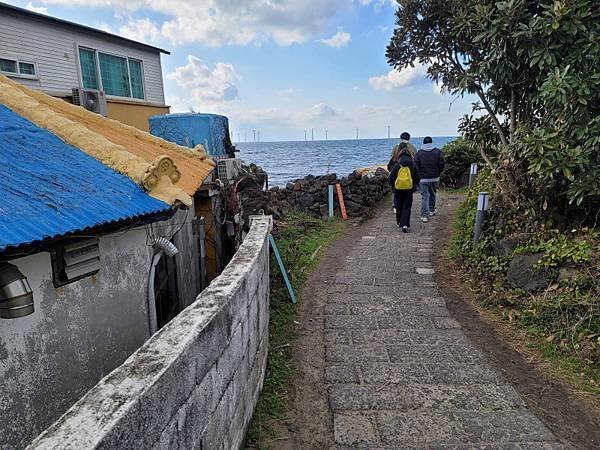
[149,113,232,158]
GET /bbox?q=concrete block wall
[28,215,273,450]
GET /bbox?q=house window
[78,48,99,90]
[0,58,36,77]
[128,59,144,99]
[0,58,17,73]
[19,62,36,75]
[78,47,145,100]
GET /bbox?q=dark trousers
[394,190,413,227]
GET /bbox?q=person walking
[388,131,417,212]
[389,143,419,233]
[414,136,445,223]
[400,131,417,157]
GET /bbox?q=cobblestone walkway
[323,200,563,449]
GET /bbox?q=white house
[0,1,170,130]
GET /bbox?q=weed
[245,212,345,448]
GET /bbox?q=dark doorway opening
[153,252,180,330]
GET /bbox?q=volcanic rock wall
[237,168,391,225]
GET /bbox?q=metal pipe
[147,251,163,336]
[328,184,334,219]
[469,163,479,187]
[473,192,489,244]
[0,263,34,319]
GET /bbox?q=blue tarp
[149,113,229,157]
[0,104,171,252]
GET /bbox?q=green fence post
[269,234,297,304]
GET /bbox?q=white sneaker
[421,216,429,223]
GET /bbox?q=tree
[387,0,599,222]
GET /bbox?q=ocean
[236,137,457,186]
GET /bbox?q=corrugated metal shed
[0,104,172,253]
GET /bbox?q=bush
[449,184,600,387]
[440,138,482,189]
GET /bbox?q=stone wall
[238,169,391,225]
[271,170,390,218]
[28,215,273,450]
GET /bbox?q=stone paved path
[323,199,564,449]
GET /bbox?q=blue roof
[0,105,172,252]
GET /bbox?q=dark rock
[236,177,262,192]
[507,253,550,292]
[558,267,581,283]
[492,233,531,257]
[297,192,315,208]
[319,204,328,218]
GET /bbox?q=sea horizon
[236,136,457,186]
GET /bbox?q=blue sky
[11,0,476,141]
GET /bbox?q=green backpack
[394,165,413,190]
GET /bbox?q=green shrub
[449,188,600,387]
[440,138,482,189]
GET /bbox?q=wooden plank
[335,183,348,220]
[269,234,297,304]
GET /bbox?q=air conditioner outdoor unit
[217,158,242,181]
[72,87,107,116]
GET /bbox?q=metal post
[469,163,478,187]
[473,192,489,244]
[328,184,334,219]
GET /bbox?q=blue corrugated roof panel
[0,104,172,252]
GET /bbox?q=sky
[9,0,476,141]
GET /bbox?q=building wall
[0,8,166,104]
[106,100,170,132]
[28,216,273,450]
[0,229,154,449]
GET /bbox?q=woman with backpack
[388,143,420,233]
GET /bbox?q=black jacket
[415,147,445,179]
[388,154,420,192]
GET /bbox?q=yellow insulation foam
[0,74,214,206]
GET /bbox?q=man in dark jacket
[414,136,445,222]
[388,143,420,232]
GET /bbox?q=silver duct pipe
[0,262,34,319]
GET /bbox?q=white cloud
[26,2,49,14]
[317,30,351,48]
[306,103,337,120]
[167,56,240,108]
[118,18,162,43]
[40,0,351,47]
[368,64,428,91]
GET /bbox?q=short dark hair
[398,142,409,156]
[400,132,410,140]
[423,136,433,144]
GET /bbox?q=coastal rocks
[507,253,550,292]
[236,164,391,225]
[269,170,390,219]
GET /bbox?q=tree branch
[473,85,509,146]
[444,48,509,146]
[509,87,516,143]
